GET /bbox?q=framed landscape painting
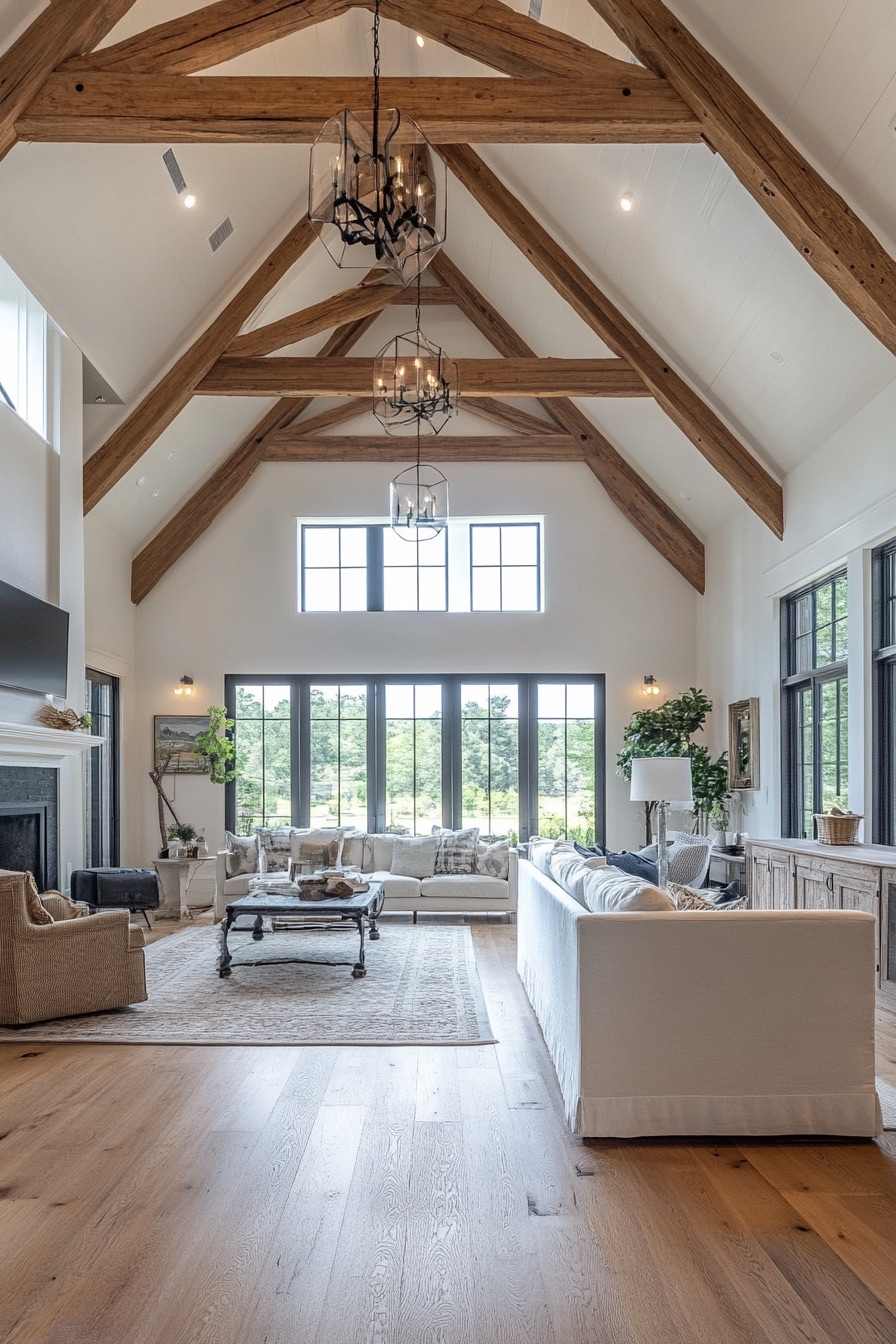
[154,715,210,774]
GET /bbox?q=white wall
[698,376,896,842]
[131,460,700,863]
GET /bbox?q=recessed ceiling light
[136,475,146,487]
[771,350,784,363]
[150,490,160,498]
[183,193,197,209]
[94,394,106,404]
[416,33,425,46]
[166,451,177,461]
[679,491,691,501]
[619,192,634,212]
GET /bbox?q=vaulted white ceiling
[2,0,896,557]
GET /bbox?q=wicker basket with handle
[814,813,862,844]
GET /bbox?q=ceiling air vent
[528,0,542,17]
[208,216,234,253]
[162,147,187,195]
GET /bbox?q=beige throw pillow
[391,836,438,879]
[669,882,748,911]
[24,871,54,924]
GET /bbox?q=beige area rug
[878,1078,896,1130]
[0,922,495,1046]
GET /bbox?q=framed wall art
[728,698,759,790]
[154,715,210,774]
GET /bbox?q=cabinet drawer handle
[825,873,834,892]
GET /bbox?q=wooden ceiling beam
[226,282,454,358]
[0,0,137,163]
[440,145,783,538]
[263,434,581,461]
[280,398,370,436]
[374,0,630,82]
[461,398,561,436]
[83,214,316,513]
[586,0,896,361]
[64,0,351,75]
[21,73,701,145]
[432,251,704,593]
[196,357,649,399]
[130,319,375,604]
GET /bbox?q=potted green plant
[617,687,730,843]
[148,706,237,856]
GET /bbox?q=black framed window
[781,570,848,837]
[873,539,896,842]
[298,521,542,613]
[84,668,119,866]
[225,674,604,845]
[470,523,540,611]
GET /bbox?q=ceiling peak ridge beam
[371,0,633,82]
[586,0,896,362]
[20,73,701,146]
[431,252,704,593]
[263,434,581,461]
[226,281,455,358]
[130,316,376,605]
[195,356,650,398]
[0,0,137,163]
[62,0,353,76]
[439,144,783,539]
[83,213,317,514]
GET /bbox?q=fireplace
[0,805,48,889]
[0,767,58,888]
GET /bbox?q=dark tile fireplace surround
[0,766,58,889]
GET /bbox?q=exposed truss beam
[280,398,370,436]
[66,0,351,75]
[375,0,627,82]
[0,0,136,162]
[440,145,783,538]
[21,73,701,145]
[84,214,316,513]
[432,252,704,593]
[587,0,896,361]
[226,282,454,358]
[196,357,649,398]
[461,398,559,436]
[264,434,579,461]
[130,319,374,604]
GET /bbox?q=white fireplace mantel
[0,720,105,766]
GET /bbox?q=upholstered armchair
[0,872,147,1026]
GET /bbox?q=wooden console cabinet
[746,838,896,1006]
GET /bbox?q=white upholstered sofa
[518,846,880,1138]
[215,828,517,923]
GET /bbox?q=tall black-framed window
[84,668,120,866]
[781,570,848,838]
[225,673,604,845]
[873,538,896,842]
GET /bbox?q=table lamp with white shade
[630,757,693,889]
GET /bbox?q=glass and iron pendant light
[373,268,458,434]
[308,0,446,284]
[390,424,449,542]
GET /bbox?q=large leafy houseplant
[617,687,730,842]
[148,706,237,854]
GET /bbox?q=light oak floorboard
[1,920,895,1343]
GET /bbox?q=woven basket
[814,813,861,844]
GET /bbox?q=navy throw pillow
[709,880,742,905]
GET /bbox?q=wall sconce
[174,675,194,697]
[642,675,660,697]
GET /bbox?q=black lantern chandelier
[309,0,446,284]
[373,271,458,434]
[390,425,449,542]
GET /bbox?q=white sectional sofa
[215,829,517,923]
[518,847,880,1138]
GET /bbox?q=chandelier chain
[371,0,381,159]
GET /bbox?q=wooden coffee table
[218,882,384,979]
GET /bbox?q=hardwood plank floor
[1,918,895,1344]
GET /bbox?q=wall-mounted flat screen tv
[0,578,69,697]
